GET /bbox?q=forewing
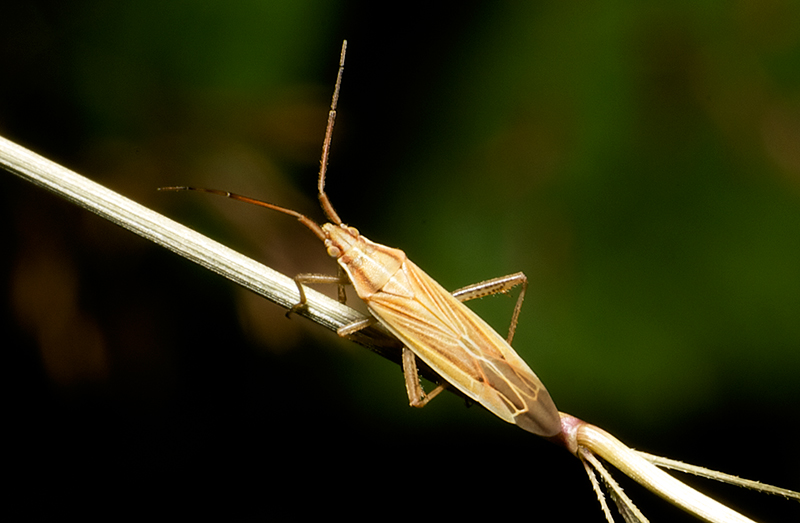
[368,260,560,436]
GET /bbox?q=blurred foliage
[2,1,799,519]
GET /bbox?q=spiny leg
[402,347,447,408]
[338,324,450,408]
[334,306,450,407]
[288,269,350,317]
[289,270,380,340]
[329,303,451,409]
[450,272,528,344]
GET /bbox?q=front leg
[287,267,350,317]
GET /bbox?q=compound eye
[346,226,359,237]
[326,244,342,258]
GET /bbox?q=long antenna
[157,186,327,241]
[317,40,347,226]
[158,41,352,242]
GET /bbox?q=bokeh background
[2,1,799,520]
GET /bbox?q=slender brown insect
[161,40,560,436]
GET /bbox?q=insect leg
[288,268,350,317]
[334,265,348,303]
[336,317,376,337]
[450,272,528,344]
[402,347,447,408]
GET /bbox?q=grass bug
[161,40,561,437]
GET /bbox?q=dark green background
[3,2,798,520]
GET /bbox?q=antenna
[317,40,347,226]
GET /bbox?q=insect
[161,40,561,437]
